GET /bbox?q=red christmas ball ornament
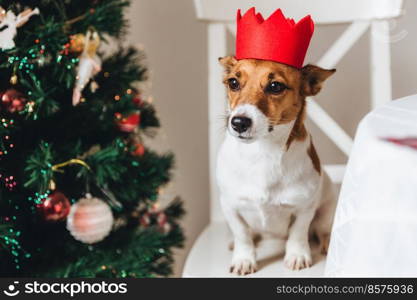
[139,212,151,227]
[157,212,172,234]
[116,112,141,132]
[132,94,142,107]
[37,191,71,222]
[132,143,145,156]
[1,89,27,113]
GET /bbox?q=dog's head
[219,57,335,142]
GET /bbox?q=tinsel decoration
[0,219,26,270]
[67,194,114,244]
[0,134,14,160]
[1,174,17,191]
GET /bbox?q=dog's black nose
[231,116,252,133]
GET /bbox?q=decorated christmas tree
[0,0,184,277]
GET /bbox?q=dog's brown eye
[228,78,240,91]
[266,81,287,94]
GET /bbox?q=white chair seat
[183,222,326,277]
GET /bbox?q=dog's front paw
[284,251,312,270]
[230,258,257,275]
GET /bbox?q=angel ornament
[72,30,102,106]
[0,7,40,50]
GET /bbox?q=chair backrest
[194,0,404,222]
[195,0,403,23]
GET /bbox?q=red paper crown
[236,8,314,69]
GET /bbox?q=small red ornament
[157,212,172,233]
[140,212,151,227]
[132,94,142,107]
[37,191,71,222]
[157,212,167,226]
[138,208,171,233]
[132,143,145,156]
[116,112,141,132]
[1,89,27,113]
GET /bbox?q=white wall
[126,0,417,276]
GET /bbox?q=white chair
[183,0,404,277]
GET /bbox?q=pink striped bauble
[67,194,114,244]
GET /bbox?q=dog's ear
[218,56,237,73]
[301,64,336,96]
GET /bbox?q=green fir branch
[23,141,54,193]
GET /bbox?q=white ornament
[0,7,39,50]
[66,194,114,244]
[72,30,101,106]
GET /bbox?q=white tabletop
[325,94,417,277]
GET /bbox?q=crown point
[256,12,264,23]
[295,15,315,34]
[268,9,292,30]
[237,9,242,20]
[244,7,256,18]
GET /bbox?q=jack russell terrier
[217,58,336,275]
[216,8,337,275]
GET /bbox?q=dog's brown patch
[307,139,321,174]
[286,100,307,149]
[301,64,336,96]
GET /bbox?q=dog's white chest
[217,134,321,236]
[218,147,281,204]
[217,134,318,209]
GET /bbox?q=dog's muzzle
[228,104,270,142]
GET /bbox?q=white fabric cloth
[325,95,417,277]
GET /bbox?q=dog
[216,56,337,275]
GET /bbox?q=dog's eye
[227,78,240,91]
[266,81,287,94]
